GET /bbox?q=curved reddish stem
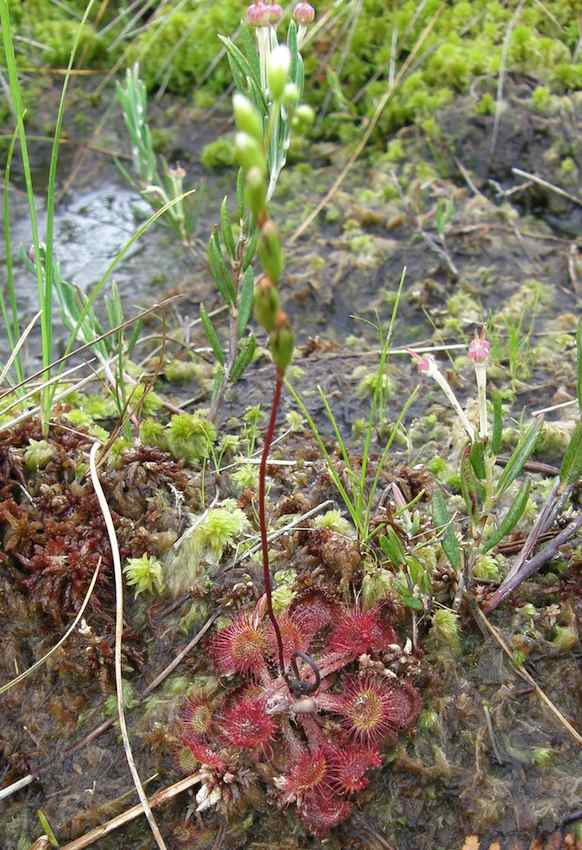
[259,369,287,678]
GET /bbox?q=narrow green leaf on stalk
[469,440,487,480]
[460,445,482,519]
[242,227,258,269]
[218,35,267,113]
[208,231,235,304]
[496,417,542,496]
[221,42,246,95]
[407,555,432,596]
[237,266,254,338]
[287,20,298,83]
[238,24,260,74]
[105,282,123,328]
[236,169,245,222]
[210,365,225,402]
[220,196,236,259]
[294,54,305,98]
[481,478,531,553]
[491,391,503,456]
[199,304,225,366]
[560,419,582,486]
[379,527,406,567]
[230,334,256,382]
[576,318,582,413]
[431,489,461,570]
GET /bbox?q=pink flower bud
[407,349,435,375]
[246,3,268,26]
[468,334,490,364]
[265,3,283,24]
[293,2,315,24]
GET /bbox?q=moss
[140,418,168,451]
[200,136,236,171]
[355,368,394,400]
[230,462,259,493]
[63,409,109,441]
[473,554,502,582]
[124,554,165,596]
[24,439,55,472]
[285,411,305,432]
[272,569,297,614]
[534,420,575,462]
[179,600,211,634]
[127,3,242,94]
[446,290,482,321]
[384,139,405,162]
[164,358,202,383]
[313,510,355,537]
[166,413,217,464]
[165,500,248,595]
[475,93,495,115]
[33,20,102,66]
[429,609,462,656]
[560,157,578,178]
[531,85,554,112]
[362,566,393,610]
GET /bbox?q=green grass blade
[0,1,45,404]
[360,268,406,493]
[481,478,531,553]
[365,386,419,532]
[559,419,582,487]
[43,0,98,418]
[496,417,542,496]
[287,380,361,535]
[0,129,24,384]
[61,190,197,371]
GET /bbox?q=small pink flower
[265,3,284,24]
[468,332,491,364]
[293,2,315,24]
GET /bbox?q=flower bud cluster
[246,2,315,92]
[232,91,295,374]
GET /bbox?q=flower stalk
[469,330,491,440]
[409,350,475,442]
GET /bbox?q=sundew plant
[1,1,582,849]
